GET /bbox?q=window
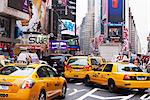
[118,64,143,72]
[91,58,100,65]
[0,66,19,75]
[37,66,57,78]
[68,58,88,66]
[103,64,113,72]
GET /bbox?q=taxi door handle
[107,74,110,75]
[98,73,100,74]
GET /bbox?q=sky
[76,0,87,27]
[76,0,150,54]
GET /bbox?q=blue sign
[108,0,125,23]
[62,20,75,31]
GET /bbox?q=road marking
[67,88,70,91]
[68,89,87,96]
[76,88,98,100]
[76,88,135,100]
[140,94,150,100]
[75,83,83,85]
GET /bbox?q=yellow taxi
[85,62,150,93]
[0,64,67,100]
[64,56,106,81]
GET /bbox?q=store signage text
[29,36,48,44]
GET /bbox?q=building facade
[0,0,29,56]
[128,7,141,54]
[79,0,95,55]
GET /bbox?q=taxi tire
[39,90,46,100]
[60,83,67,99]
[108,80,117,93]
[66,78,70,82]
[84,75,91,86]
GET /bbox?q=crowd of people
[133,57,150,73]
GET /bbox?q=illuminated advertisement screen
[108,26,122,42]
[8,0,29,13]
[108,26,122,38]
[108,0,125,22]
[50,40,67,50]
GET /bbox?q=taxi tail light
[123,74,131,80]
[21,79,35,89]
[84,65,92,71]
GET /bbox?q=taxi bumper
[116,80,150,89]
[0,89,35,100]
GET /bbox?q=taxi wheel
[39,90,46,100]
[108,80,117,93]
[84,75,90,86]
[66,78,70,82]
[60,84,67,99]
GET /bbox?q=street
[57,80,150,100]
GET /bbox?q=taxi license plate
[0,85,9,90]
[137,77,146,80]
[75,69,80,72]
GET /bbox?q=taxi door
[100,64,113,85]
[37,66,58,98]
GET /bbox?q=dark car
[42,54,72,75]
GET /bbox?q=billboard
[50,40,67,50]
[108,26,122,42]
[108,0,125,23]
[61,19,75,35]
[8,0,29,13]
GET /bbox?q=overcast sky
[76,0,150,54]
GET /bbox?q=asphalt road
[55,80,150,100]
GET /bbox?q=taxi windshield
[118,64,143,72]
[68,58,88,66]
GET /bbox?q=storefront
[0,42,14,58]
[15,32,49,59]
[0,0,29,57]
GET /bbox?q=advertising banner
[108,26,122,43]
[16,0,48,39]
[108,0,124,23]
[50,40,67,50]
[61,19,75,35]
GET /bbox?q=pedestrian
[133,58,140,67]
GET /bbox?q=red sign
[112,0,118,8]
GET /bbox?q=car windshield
[68,58,88,66]
[118,64,143,72]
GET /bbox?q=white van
[17,52,39,64]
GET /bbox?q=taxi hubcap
[62,85,66,96]
[39,93,45,100]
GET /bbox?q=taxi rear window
[10,68,34,76]
[68,58,88,66]
[0,66,35,76]
[118,64,143,72]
